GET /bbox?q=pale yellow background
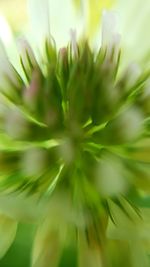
[0,0,28,33]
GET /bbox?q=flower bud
[93,107,144,144]
[19,39,38,81]
[95,155,128,197]
[4,107,30,140]
[20,148,49,178]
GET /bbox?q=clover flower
[0,5,150,267]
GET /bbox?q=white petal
[101,10,119,48]
[0,15,12,46]
[27,0,51,46]
[70,28,78,56]
[101,10,121,66]
[27,0,85,48]
[0,15,22,75]
[116,0,150,65]
[0,213,17,259]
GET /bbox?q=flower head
[0,6,150,267]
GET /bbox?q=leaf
[0,213,17,259]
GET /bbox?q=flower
[0,1,150,267]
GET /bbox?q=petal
[86,0,115,38]
[116,0,150,65]
[0,193,46,222]
[92,10,121,62]
[0,15,22,76]
[32,220,63,267]
[27,0,85,48]
[73,0,115,37]
[0,213,17,259]
[78,232,103,267]
[106,199,150,241]
[95,156,128,197]
[107,205,150,265]
[0,14,12,47]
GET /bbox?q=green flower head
[0,7,150,267]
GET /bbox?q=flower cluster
[0,11,149,267]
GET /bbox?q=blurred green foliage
[0,224,35,267]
